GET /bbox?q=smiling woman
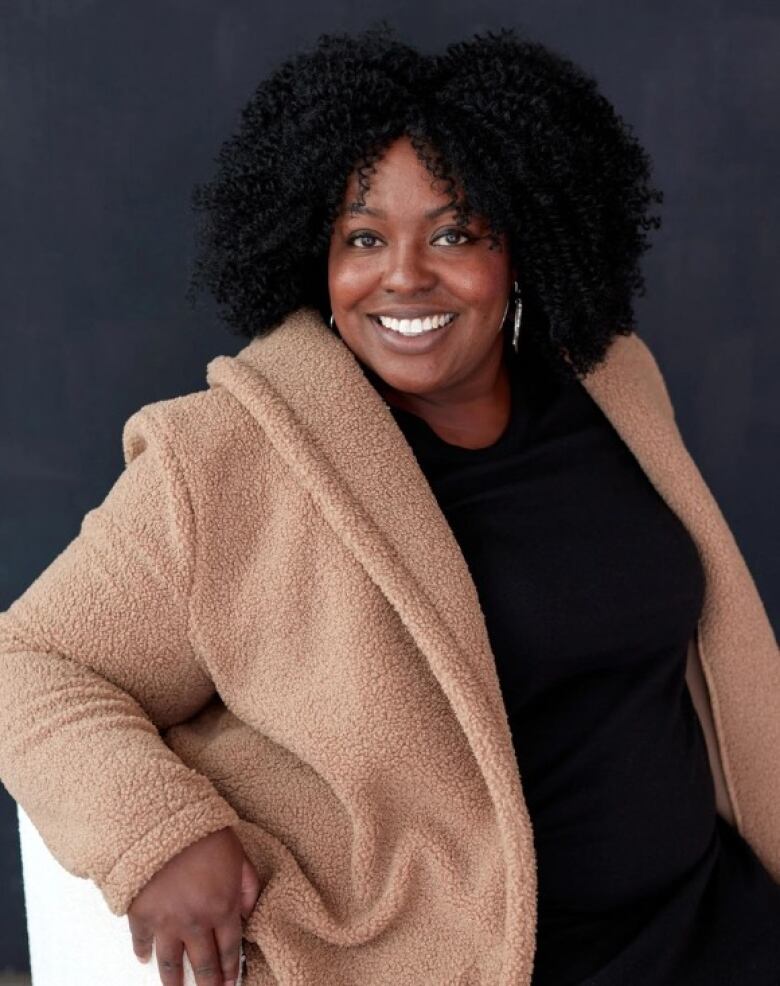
[182,21,779,982]
[1,19,778,986]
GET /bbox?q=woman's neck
[377,357,513,450]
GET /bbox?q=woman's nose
[379,241,438,293]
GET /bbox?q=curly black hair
[186,21,663,381]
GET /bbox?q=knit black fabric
[358,330,780,984]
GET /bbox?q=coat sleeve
[0,402,240,917]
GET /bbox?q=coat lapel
[205,304,530,771]
[207,306,515,704]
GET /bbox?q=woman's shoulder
[120,382,278,496]
[581,329,677,424]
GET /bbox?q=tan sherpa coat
[0,304,777,985]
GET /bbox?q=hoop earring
[512,280,523,354]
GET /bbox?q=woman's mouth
[368,312,459,353]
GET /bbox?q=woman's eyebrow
[345,202,459,220]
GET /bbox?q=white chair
[17,804,244,985]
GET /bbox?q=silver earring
[329,313,334,329]
[511,280,522,353]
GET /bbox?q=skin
[328,135,519,449]
[127,826,261,986]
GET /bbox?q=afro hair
[186,21,664,381]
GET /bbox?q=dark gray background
[1,0,778,973]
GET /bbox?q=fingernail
[225,980,236,986]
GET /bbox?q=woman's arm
[0,402,240,917]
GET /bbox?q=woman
[1,22,778,986]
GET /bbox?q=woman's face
[327,135,516,408]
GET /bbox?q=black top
[358,333,780,985]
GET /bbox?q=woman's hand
[127,826,262,986]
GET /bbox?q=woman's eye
[348,233,380,248]
[434,228,473,246]
[347,228,473,248]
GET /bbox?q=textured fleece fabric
[0,304,777,986]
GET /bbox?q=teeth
[375,312,456,335]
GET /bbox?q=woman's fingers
[213,917,245,985]
[154,934,186,986]
[183,921,235,986]
[239,855,262,919]
[128,911,155,964]
[129,919,243,986]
